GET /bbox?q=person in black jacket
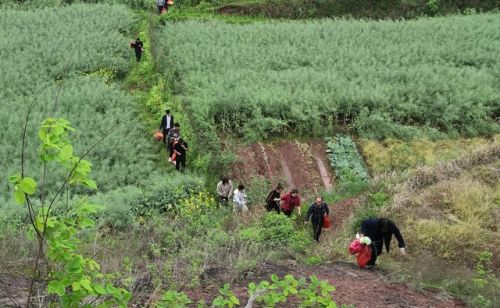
[265,183,283,213]
[132,38,144,62]
[173,138,188,172]
[304,196,329,242]
[159,110,174,144]
[360,218,406,266]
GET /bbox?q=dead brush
[393,142,500,209]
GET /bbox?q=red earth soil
[230,139,333,195]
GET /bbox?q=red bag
[348,239,362,255]
[130,42,135,48]
[167,0,174,5]
[322,215,330,229]
[154,130,163,141]
[357,245,372,268]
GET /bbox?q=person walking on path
[360,218,406,267]
[304,196,329,243]
[156,0,166,14]
[233,184,248,213]
[265,183,283,213]
[280,188,301,217]
[217,177,233,206]
[159,110,174,144]
[173,138,188,172]
[167,123,180,159]
[132,38,144,62]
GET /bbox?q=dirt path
[189,261,464,307]
[231,139,334,195]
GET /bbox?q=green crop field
[156,14,500,141]
[0,5,203,229]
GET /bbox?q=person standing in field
[280,188,301,217]
[304,196,329,243]
[156,0,166,14]
[233,184,248,213]
[265,183,283,213]
[173,138,188,172]
[159,109,174,144]
[132,38,144,62]
[167,123,180,160]
[360,218,406,267]
[217,177,233,206]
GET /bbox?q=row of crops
[155,14,500,142]
[0,5,202,229]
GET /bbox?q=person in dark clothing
[132,38,144,62]
[159,110,174,144]
[173,138,188,172]
[304,196,329,242]
[265,183,283,213]
[360,218,406,266]
[166,123,180,159]
[156,0,166,14]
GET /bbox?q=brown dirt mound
[230,139,333,195]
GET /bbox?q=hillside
[0,2,499,308]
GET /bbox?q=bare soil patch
[230,139,334,195]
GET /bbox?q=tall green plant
[9,117,130,307]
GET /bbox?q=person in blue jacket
[360,218,406,266]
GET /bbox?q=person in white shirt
[159,109,174,144]
[217,177,233,206]
[233,184,248,213]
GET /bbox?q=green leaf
[72,282,81,291]
[80,279,93,292]
[19,177,36,194]
[8,174,21,185]
[14,190,26,205]
[48,280,66,296]
[83,179,97,190]
[93,284,106,295]
[230,295,240,305]
[59,144,73,161]
[271,274,278,282]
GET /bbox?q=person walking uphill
[265,183,283,213]
[159,110,174,144]
[132,38,144,62]
[217,177,233,206]
[173,138,188,172]
[304,197,329,243]
[167,123,180,159]
[280,189,301,217]
[360,218,406,267]
[156,0,166,14]
[233,184,248,213]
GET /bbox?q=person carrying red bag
[304,196,329,243]
[360,218,406,267]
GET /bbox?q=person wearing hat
[159,109,174,144]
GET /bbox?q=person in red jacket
[280,189,301,217]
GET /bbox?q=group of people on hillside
[159,110,188,172]
[216,177,406,266]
